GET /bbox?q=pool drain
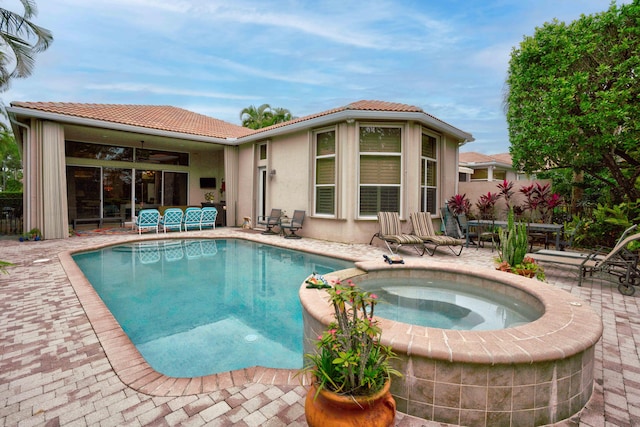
[245,334,258,342]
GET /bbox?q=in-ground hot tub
[300,260,603,427]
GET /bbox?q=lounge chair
[257,208,282,235]
[281,210,305,239]
[160,208,183,233]
[535,224,637,260]
[183,207,202,231]
[200,207,218,230]
[409,212,464,256]
[369,212,425,256]
[528,231,640,295]
[134,209,160,234]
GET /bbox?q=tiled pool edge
[58,246,312,398]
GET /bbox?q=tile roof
[10,102,253,139]
[248,100,438,135]
[460,151,512,165]
[11,99,468,141]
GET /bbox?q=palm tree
[269,107,293,126]
[239,104,294,129]
[240,104,273,130]
[1,0,53,90]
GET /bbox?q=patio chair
[200,207,218,230]
[134,209,160,234]
[535,224,637,260]
[440,207,469,242]
[183,207,203,231]
[257,208,282,235]
[369,212,425,256]
[281,210,305,239]
[479,219,500,251]
[454,213,478,246]
[410,212,464,256]
[528,231,640,295]
[160,208,183,233]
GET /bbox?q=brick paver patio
[1,227,638,426]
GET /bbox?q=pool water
[360,277,541,330]
[72,239,352,377]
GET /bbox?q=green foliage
[506,1,640,203]
[239,104,294,129]
[1,128,23,191]
[574,199,640,248]
[0,260,13,274]
[498,209,529,267]
[0,0,53,90]
[301,280,401,397]
[496,209,545,281]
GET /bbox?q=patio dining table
[466,219,564,250]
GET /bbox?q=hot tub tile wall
[386,338,596,426]
[301,261,603,426]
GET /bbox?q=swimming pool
[72,239,353,377]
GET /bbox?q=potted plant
[497,209,546,281]
[204,192,216,203]
[301,279,401,427]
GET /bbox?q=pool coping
[59,234,318,397]
[300,259,604,365]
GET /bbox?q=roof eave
[5,106,236,145]
[238,110,474,143]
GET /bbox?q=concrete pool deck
[1,227,639,426]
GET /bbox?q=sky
[0,0,624,154]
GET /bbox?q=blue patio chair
[160,208,184,233]
[134,209,160,234]
[183,207,203,231]
[200,207,218,230]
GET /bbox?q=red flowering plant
[302,280,401,397]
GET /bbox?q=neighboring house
[7,100,473,241]
[458,151,547,219]
[458,152,530,183]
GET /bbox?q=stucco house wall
[236,120,465,244]
[7,100,473,242]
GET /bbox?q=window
[259,144,267,160]
[493,169,507,181]
[358,126,401,216]
[420,133,438,214]
[471,168,489,181]
[314,129,336,215]
[66,141,133,161]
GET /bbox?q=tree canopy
[505,1,640,203]
[1,0,52,91]
[239,104,294,129]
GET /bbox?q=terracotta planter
[305,380,396,427]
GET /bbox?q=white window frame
[313,127,337,217]
[420,130,439,215]
[357,123,403,218]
